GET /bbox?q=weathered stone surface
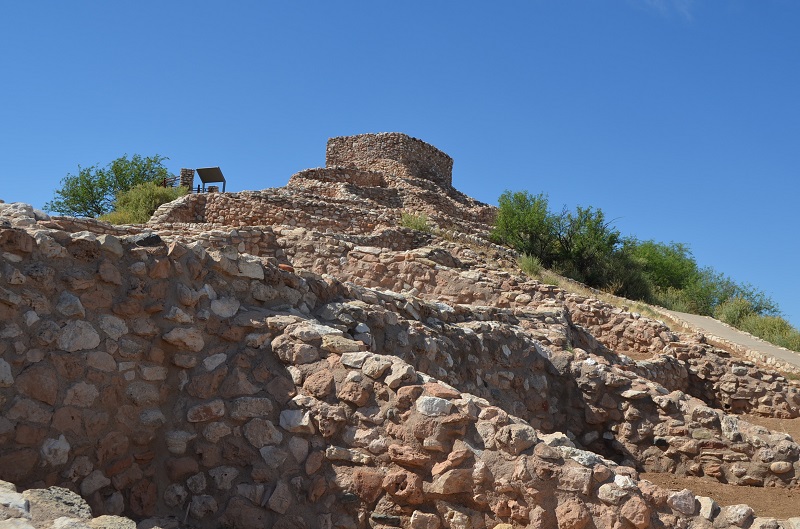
[717,504,754,527]
[425,468,472,495]
[40,435,70,466]
[279,410,315,434]
[667,488,697,516]
[416,396,453,417]
[769,461,792,474]
[15,364,59,405]
[0,358,14,387]
[210,297,240,318]
[187,400,226,422]
[80,470,110,496]
[2,137,800,529]
[495,423,538,455]
[410,511,441,529]
[555,498,590,529]
[97,315,128,340]
[620,495,651,529]
[64,382,99,408]
[243,418,283,448]
[597,483,628,505]
[230,397,273,420]
[208,466,238,490]
[162,327,204,352]
[57,321,100,352]
[303,370,335,398]
[267,481,292,514]
[56,292,85,318]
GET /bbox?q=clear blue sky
[2,1,798,327]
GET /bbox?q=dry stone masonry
[1,135,799,529]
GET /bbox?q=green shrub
[714,297,755,327]
[491,191,557,264]
[518,253,542,277]
[737,314,800,352]
[100,181,187,225]
[98,209,139,225]
[399,212,432,233]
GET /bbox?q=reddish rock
[81,288,114,310]
[96,431,130,464]
[303,370,335,398]
[388,444,431,469]
[14,424,47,446]
[383,470,424,504]
[130,479,158,517]
[187,399,226,422]
[51,407,85,437]
[15,364,59,405]
[620,495,651,529]
[555,498,590,529]
[337,381,371,407]
[353,468,384,503]
[167,457,200,481]
[0,449,38,482]
[308,475,327,502]
[423,382,460,399]
[219,368,260,398]
[396,385,424,409]
[187,367,228,399]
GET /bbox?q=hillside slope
[1,133,799,529]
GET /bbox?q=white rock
[613,475,638,490]
[416,396,453,417]
[97,234,124,257]
[237,255,265,279]
[279,410,315,434]
[97,315,128,340]
[56,292,85,318]
[23,311,39,327]
[0,359,14,387]
[385,363,416,389]
[41,435,71,466]
[203,353,228,372]
[80,470,110,496]
[57,321,101,352]
[341,352,372,368]
[667,489,697,516]
[696,496,719,520]
[210,297,240,318]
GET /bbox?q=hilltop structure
[0,134,799,529]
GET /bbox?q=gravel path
[662,309,800,370]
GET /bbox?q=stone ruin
[0,133,799,529]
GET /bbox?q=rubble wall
[326,133,454,189]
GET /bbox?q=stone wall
[326,133,454,189]
[2,200,800,527]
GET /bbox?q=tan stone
[303,370,335,398]
[555,498,590,529]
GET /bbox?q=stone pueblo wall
[1,217,800,528]
[3,131,800,528]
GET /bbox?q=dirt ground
[642,416,800,520]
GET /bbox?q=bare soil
[642,416,800,520]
